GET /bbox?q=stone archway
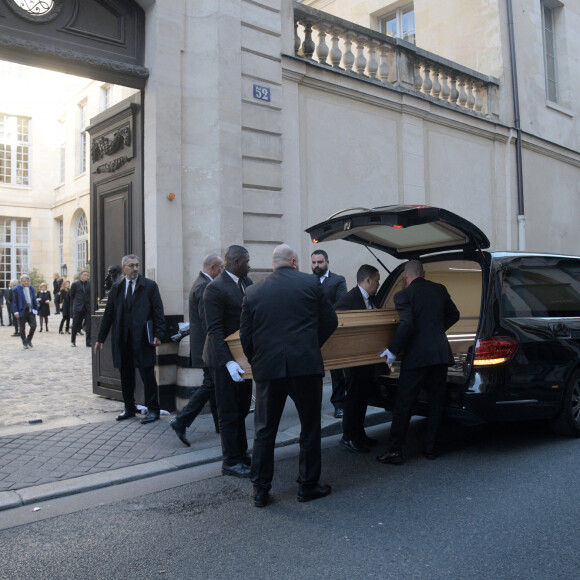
[0,0,148,87]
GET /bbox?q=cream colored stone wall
[0,62,136,287]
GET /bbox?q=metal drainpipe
[506,0,525,250]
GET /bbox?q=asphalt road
[0,418,579,579]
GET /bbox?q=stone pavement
[0,319,389,511]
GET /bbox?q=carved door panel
[89,92,144,402]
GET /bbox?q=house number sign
[253,84,271,102]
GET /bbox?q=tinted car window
[501,257,580,317]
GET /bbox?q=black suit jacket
[202,270,253,368]
[240,267,338,382]
[97,275,166,369]
[389,277,459,370]
[335,285,373,311]
[189,271,212,368]
[317,271,347,307]
[69,280,90,314]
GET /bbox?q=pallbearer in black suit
[69,270,91,347]
[377,260,459,464]
[311,249,348,418]
[240,244,338,507]
[94,254,166,424]
[335,264,383,454]
[202,245,253,478]
[169,253,223,446]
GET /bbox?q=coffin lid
[305,205,490,259]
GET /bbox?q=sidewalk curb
[0,409,390,511]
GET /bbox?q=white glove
[32,309,38,315]
[380,348,397,364]
[226,360,246,382]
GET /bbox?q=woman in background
[37,282,51,332]
[59,280,71,334]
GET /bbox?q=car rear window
[501,257,580,318]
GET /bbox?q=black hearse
[306,205,580,436]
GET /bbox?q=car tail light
[473,337,518,366]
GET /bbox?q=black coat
[53,277,63,304]
[317,271,347,307]
[69,280,90,314]
[188,271,212,368]
[240,267,338,382]
[202,270,253,368]
[37,290,51,317]
[60,288,71,317]
[335,285,373,311]
[97,275,166,369]
[389,277,460,370]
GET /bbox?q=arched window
[75,211,88,273]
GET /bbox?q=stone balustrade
[293,2,499,119]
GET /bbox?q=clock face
[7,0,63,21]
[13,1,55,15]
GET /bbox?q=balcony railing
[293,2,499,119]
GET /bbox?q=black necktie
[125,281,133,311]
[238,278,245,295]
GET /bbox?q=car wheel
[550,370,580,437]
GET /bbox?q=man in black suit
[0,286,6,326]
[203,245,253,478]
[94,254,166,424]
[336,264,383,454]
[69,270,91,347]
[241,244,338,507]
[53,272,63,315]
[377,259,459,464]
[170,253,223,446]
[8,280,19,335]
[311,249,347,418]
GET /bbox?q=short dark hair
[356,264,379,283]
[311,249,328,261]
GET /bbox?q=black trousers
[71,308,91,345]
[59,315,70,333]
[342,364,375,441]
[119,338,160,413]
[251,375,322,491]
[18,309,36,344]
[174,367,219,431]
[330,368,346,410]
[209,365,252,465]
[387,364,448,454]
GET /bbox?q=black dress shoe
[376,450,404,465]
[141,412,160,424]
[340,438,369,454]
[333,408,344,419]
[298,483,332,503]
[169,419,190,447]
[242,454,252,467]
[222,463,251,478]
[116,409,136,421]
[424,450,439,460]
[359,435,379,447]
[254,488,271,508]
[27,340,33,348]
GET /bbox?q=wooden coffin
[225,308,400,380]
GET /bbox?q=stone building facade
[1,0,579,407]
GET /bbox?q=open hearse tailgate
[305,205,489,260]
